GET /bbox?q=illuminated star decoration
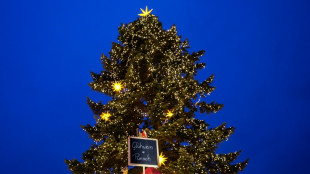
[100,111,111,121]
[138,6,153,17]
[112,81,124,92]
[166,109,174,118]
[159,152,167,166]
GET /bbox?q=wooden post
[136,128,146,174]
[143,129,147,173]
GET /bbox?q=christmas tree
[65,7,248,174]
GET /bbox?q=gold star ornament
[100,111,111,121]
[166,109,174,118]
[112,81,124,92]
[159,152,167,166]
[138,6,153,16]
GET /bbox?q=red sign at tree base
[140,167,161,174]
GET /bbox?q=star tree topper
[138,6,153,16]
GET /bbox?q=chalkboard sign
[128,137,159,167]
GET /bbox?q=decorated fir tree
[65,7,248,174]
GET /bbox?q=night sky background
[1,0,310,173]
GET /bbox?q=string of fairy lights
[98,6,206,169]
[100,73,171,166]
[97,8,176,168]
[66,5,248,173]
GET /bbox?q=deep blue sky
[1,0,310,173]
